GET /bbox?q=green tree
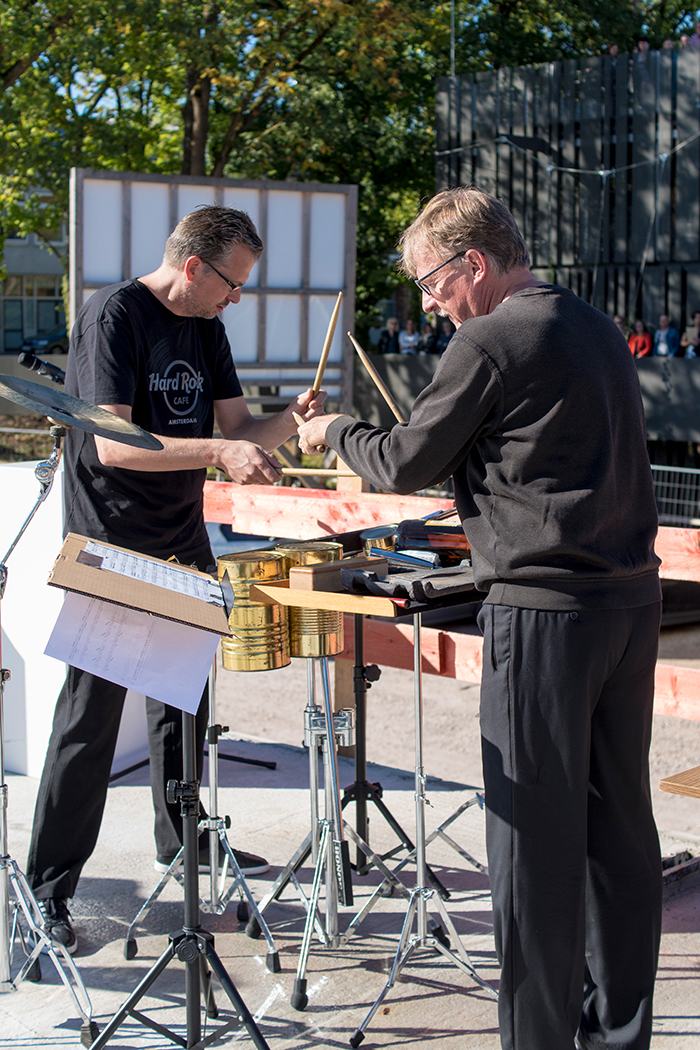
[4,1,699,325]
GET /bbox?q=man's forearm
[95,432,283,485]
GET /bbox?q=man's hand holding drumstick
[293,411,343,455]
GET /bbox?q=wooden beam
[653,662,700,721]
[655,525,700,581]
[203,481,454,537]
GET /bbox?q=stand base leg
[90,929,270,1050]
[0,857,94,1029]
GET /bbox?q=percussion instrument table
[250,579,476,879]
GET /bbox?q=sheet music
[84,540,223,606]
[45,592,220,713]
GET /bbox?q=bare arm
[94,387,326,485]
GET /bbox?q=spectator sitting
[628,319,653,357]
[680,34,690,47]
[377,317,400,354]
[662,39,675,50]
[398,318,420,354]
[435,319,456,353]
[681,309,700,358]
[613,314,629,339]
[653,314,681,356]
[418,321,437,353]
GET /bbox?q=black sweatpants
[478,602,662,1050]
[26,668,209,899]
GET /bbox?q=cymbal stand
[289,656,353,1010]
[124,663,279,972]
[246,658,409,1010]
[245,659,349,949]
[89,711,270,1050]
[0,426,97,1045]
[349,614,497,1048]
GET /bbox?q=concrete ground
[2,642,700,1050]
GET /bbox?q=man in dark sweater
[298,188,662,1050]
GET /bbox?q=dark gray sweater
[328,285,661,611]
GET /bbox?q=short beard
[178,283,218,319]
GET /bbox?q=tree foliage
[2,0,700,330]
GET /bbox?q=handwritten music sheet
[45,592,219,713]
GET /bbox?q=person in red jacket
[628,319,653,356]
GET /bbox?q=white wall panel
[223,187,261,288]
[310,194,346,289]
[266,295,301,361]
[177,184,216,222]
[266,192,303,287]
[83,179,123,283]
[221,294,258,363]
[130,182,171,278]
[308,295,343,361]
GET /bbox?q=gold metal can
[217,551,290,672]
[360,525,397,556]
[275,541,344,658]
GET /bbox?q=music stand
[42,532,271,1049]
[88,709,270,1050]
[123,660,279,972]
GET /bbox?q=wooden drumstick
[347,332,407,423]
[292,410,327,453]
[312,291,343,396]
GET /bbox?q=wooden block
[659,765,700,799]
[289,556,388,592]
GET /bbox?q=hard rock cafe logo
[148,360,204,416]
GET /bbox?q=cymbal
[0,374,164,450]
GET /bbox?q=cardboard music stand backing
[47,533,231,636]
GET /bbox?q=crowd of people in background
[606,24,700,56]
[376,316,456,355]
[614,311,700,358]
[377,308,700,361]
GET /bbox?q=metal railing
[651,464,700,527]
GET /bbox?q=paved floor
[1,657,699,1050]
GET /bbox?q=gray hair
[164,206,263,267]
[399,186,530,278]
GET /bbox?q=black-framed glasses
[414,251,465,296]
[201,258,242,294]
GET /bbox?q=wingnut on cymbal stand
[349,614,497,1048]
[0,425,97,1047]
[123,661,279,972]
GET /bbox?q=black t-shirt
[63,280,243,561]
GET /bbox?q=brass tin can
[275,541,344,658]
[217,551,290,672]
[360,524,397,556]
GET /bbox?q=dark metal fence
[436,50,700,327]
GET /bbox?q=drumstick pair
[293,297,407,458]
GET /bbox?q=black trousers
[26,667,209,899]
[478,602,662,1050]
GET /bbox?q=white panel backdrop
[71,170,357,408]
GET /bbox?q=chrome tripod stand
[246,657,409,1008]
[349,613,497,1047]
[123,661,279,971]
[0,426,97,1046]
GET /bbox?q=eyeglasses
[201,258,242,295]
[414,252,465,296]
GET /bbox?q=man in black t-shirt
[27,206,326,953]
